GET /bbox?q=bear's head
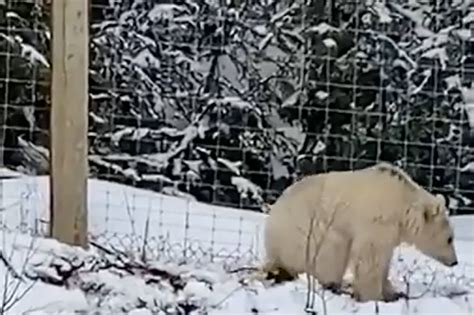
[410,193,458,267]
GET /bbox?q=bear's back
[321,165,424,229]
[267,162,427,233]
[270,164,419,218]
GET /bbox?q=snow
[259,33,274,51]
[20,43,50,68]
[323,38,337,48]
[231,176,264,204]
[0,170,474,314]
[455,29,471,41]
[373,2,393,24]
[421,47,448,69]
[307,22,336,35]
[316,91,329,100]
[463,11,474,25]
[461,87,474,128]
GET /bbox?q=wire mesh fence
[0,174,265,268]
[0,0,49,174]
[0,0,51,241]
[85,0,474,215]
[1,0,474,266]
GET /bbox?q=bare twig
[0,230,38,315]
[228,266,260,274]
[140,198,152,262]
[304,213,317,314]
[301,187,344,314]
[0,251,22,281]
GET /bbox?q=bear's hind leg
[312,231,351,294]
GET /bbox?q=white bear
[262,162,458,302]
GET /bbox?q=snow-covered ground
[0,169,473,314]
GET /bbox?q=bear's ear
[423,195,445,222]
[434,193,446,215]
[435,193,446,206]
[423,206,434,223]
[423,206,439,223]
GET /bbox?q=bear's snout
[440,257,458,267]
[448,260,458,267]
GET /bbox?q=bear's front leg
[383,272,408,302]
[381,254,406,302]
[382,279,407,302]
[351,240,393,302]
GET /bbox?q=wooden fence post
[50,0,89,248]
